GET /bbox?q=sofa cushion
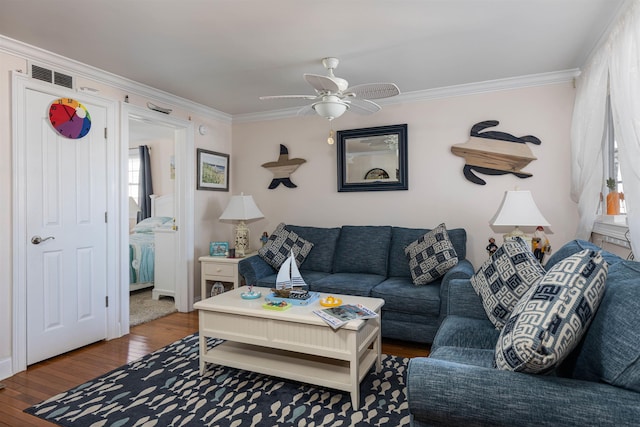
[470,238,546,329]
[373,277,441,317]
[405,223,459,285]
[389,227,467,278]
[286,225,341,273]
[433,315,500,351]
[333,226,392,276]
[258,223,314,269]
[310,272,385,297]
[495,249,608,374]
[569,260,640,392]
[430,346,496,369]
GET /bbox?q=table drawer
[203,262,235,278]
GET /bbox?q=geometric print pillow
[494,249,608,374]
[470,238,546,329]
[404,223,459,285]
[258,223,314,270]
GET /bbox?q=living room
[1,0,639,425]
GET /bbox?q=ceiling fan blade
[304,74,341,92]
[259,95,318,100]
[296,104,317,116]
[346,98,381,115]
[345,83,400,99]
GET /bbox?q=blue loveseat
[407,240,640,426]
[238,224,474,343]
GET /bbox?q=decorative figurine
[532,226,551,263]
[260,232,269,247]
[486,237,498,256]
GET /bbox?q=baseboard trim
[0,356,13,381]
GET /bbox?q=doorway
[12,73,118,373]
[128,117,177,325]
[119,103,195,335]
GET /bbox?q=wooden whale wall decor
[451,120,541,185]
[261,144,306,189]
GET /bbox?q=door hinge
[105,296,109,307]
[104,212,108,223]
[104,128,107,139]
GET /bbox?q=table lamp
[219,193,264,257]
[490,190,550,246]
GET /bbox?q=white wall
[232,82,578,268]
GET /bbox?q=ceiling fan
[259,57,400,121]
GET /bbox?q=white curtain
[570,46,609,240]
[610,0,640,256]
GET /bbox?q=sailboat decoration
[274,250,307,293]
[268,250,319,305]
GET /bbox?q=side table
[199,253,256,300]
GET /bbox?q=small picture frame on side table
[210,241,229,257]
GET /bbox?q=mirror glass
[337,124,408,192]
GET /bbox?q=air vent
[29,63,74,89]
[31,64,52,83]
[54,72,73,89]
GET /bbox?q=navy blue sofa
[407,240,640,426]
[238,225,474,343]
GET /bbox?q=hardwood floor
[0,310,429,426]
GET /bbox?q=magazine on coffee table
[313,303,378,330]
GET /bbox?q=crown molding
[0,35,231,123]
[1,34,578,126]
[233,69,579,123]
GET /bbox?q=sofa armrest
[438,260,476,317]
[446,278,487,319]
[238,254,275,285]
[408,357,640,427]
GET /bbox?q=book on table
[313,304,379,330]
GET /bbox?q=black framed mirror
[337,124,408,192]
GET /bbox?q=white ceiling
[0,0,627,118]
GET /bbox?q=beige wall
[232,82,579,268]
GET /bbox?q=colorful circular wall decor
[48,98,92,139]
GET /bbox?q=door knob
[31,235,55,245]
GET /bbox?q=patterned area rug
[129,289,177,326]
[25,334,411,426]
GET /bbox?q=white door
[25,89,108,364]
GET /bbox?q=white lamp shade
[490,190,550,227]
[219,194,264,221]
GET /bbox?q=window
[128,148,140,203]
[602,96,626,214]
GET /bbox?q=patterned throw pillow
[258,223,314,269]
[495,249,608,374]
[404,223,459,285]
[470,238,546,329]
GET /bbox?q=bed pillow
[495,249,608,374]
[258,223,314,270]
[470,238,546,329]
[132,216,172,233]
[404,223,459,285]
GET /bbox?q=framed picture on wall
[197,149,229,191]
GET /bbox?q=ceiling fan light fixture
[312,97,348,120]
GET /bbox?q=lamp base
[503,227,532,251]
[234,221,250,257]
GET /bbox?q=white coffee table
[193,287,384,408]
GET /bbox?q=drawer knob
[216,268,222,272]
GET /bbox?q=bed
[129,194,174,292]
